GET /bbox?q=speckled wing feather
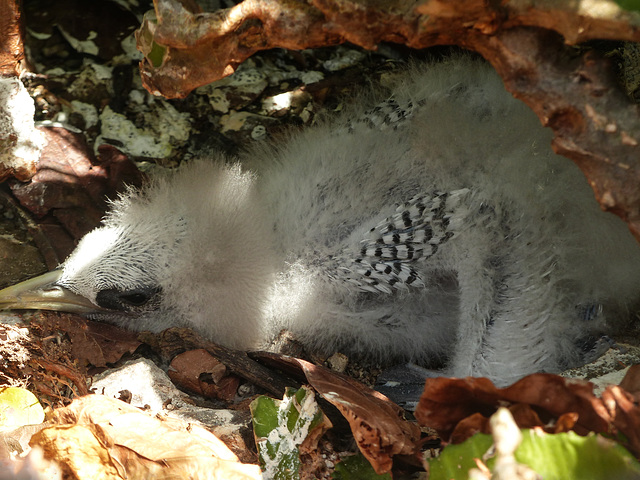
[345,97,422,132]
[332,90,470,294]
[331,189,471,293]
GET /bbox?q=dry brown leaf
[415,372,640,457]
[259,355,421,474]
[415,374,612,443]
[448,403,560,444]
[30,394,261,479]
[554,412,579,433]
[33,424,123,479]
[449,412,488,445]
[601,384,640,458]
[49,314,141,368]
[619,364,640,395]
[169,349,240,401]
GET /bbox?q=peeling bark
[0,0,24,77]
[137,0,640,98]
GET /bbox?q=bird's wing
[344,97,421,132]
[329,188,471,294]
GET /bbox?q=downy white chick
[2,57,640,386]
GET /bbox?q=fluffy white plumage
[14,57,640,384]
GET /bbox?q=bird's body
[4,57,640,385]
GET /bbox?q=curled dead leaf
[254,353,421,474]
[416,372,640,458]
[415,374,611,443]
[49,314,141,368]
[30,394,261,479]
[169,348,240,401]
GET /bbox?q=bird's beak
[0,270,100,314]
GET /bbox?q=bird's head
[0,161,276,349]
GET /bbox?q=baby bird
[2,57,640,386]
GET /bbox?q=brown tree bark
[0,0,24,77]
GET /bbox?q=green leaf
[250,386,331,480]
[428,430,640,480]
[428,433,494,480]
[0,387,45,428]
[332,453,393,480]
[516,430,640,480]
[148,41,167,69]
[613,0,640,12]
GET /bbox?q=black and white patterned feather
[330,189,471,293]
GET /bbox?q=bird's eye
[96,286,161,311]
[120,292,151,306]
